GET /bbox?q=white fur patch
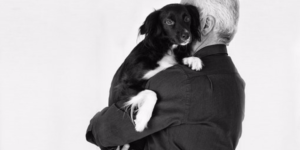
[183,56,203,71]
[124,90,157,132]
[143,49,177,79]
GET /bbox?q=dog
[108,3,203,132]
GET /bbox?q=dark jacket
[86,44,245,150]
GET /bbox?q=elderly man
[86,0,245,149]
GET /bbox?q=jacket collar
[194,44,228,58]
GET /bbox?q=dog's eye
[184,17,190,22]
[164,19,174,25]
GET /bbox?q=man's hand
[116,144,130,150]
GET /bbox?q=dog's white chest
[142,50,177,79]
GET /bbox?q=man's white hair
[181,0,239,44]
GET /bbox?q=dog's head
[140,4,201,46]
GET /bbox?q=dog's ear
[139,10,162,37]
[185,5,201,41]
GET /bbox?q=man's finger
[121,144,130,150]
[116,146,120,150]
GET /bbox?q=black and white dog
[108,3,202,132]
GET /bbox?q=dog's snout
[181,32,190,41]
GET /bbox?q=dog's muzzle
[180,37,191,46]
[179,30,191,46]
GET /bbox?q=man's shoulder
[146,64,209,90]
[152,64,201,79]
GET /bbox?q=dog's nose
[181,32,190,41]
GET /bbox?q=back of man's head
[181,0,240,44]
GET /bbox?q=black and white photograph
[0,0,299,150]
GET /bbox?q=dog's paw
[183,57,203,71]
[134,108,152,132]
[134,90,157,132]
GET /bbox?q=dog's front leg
[183,57,203,71]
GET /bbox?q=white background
[0,0,299,150]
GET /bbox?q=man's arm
[86,65,189,148]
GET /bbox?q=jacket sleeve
[86,65,189,148]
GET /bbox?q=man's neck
[192,33,225,55]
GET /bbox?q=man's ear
[201,15,215,36]
[139,10,162,37]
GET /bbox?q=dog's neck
[166,44,178,55]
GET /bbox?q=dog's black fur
[105,3,201,150]
[108,4,201,107]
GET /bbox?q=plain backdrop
[0,0,299,150]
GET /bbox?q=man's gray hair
[181,0,240,44]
